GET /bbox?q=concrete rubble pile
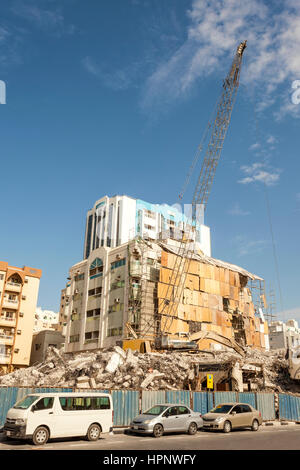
[0,346,298,393]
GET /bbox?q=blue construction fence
[0,387,300,427]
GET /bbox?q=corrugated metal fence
[1,386,299,427]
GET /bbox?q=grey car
[130,404,203,438]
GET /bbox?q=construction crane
[126,41,247,350]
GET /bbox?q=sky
[0,0,299,322]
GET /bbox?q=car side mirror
[231,411,236,416]
[163,413,169,418]
[31,405,37,412]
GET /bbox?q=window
[34,397,54,410]
[75,273,84,282]
[88,287,102,297]
[86,308,100,319]
[232,405,243,414]
[111,258,126,270]
[110,279,125,290]
[84,331,99,343]
[107,327,122,337]
[241,405,252,413]
[178,406,189,415]
[70,334,79,343]
[35,344,41,351]
[89,258,103,277]
[59,396,110,411]
[0,274,4,280]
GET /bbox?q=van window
[34,397,54,410]
[13,395,39,409]
[59,396,110,411]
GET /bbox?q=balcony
[2,299,19,310]
[5,282,22,293]
[0,316,16,327]
[0,334,14,346]
[0,354,11,365]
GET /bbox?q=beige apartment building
[0,262,42,373]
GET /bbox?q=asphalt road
[0,426,300,451]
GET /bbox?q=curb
[262,421,298,427]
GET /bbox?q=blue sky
[0,0,299,321]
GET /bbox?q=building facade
[30,330,65,365]
[0,262,42,373]
[269,319,300,350]
[83,195,211,258]
[33,307,59,333]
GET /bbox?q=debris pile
[0,346,299,393]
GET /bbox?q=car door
[28,397,56,437]
[162,406,179,432]
[230,405,244,429]
[176,406,191,432]
[240,404,254,427]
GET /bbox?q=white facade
[83,195,211,259]
[34,307,59,332]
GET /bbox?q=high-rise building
[83,195,211,258]
[0,262,42,373]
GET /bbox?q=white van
[3,392,113,445]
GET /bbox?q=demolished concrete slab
[0,345,299,394]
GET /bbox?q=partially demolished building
[62,234,269,355]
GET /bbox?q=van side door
[27,397,56,437]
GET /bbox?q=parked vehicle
[3,392,113,445]
[130,404,203,438]
[202,402,262,433]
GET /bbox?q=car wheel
[87,424,101,441]
[32,426,49,446]
[223,420,231,434]
[251,419,259,432]
[187,422,198,435]
[153,424,163,438]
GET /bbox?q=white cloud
[228,203,250,216]
[11,0,75,36]
[238,162,281,186]
[234,235,267,256]
[276,306,300,322]
[82,56,142,91]
[141,0,300,117]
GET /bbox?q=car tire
[32,426,49,446]
[251,419,259,432]
[153,424,163,438]
[87,423,101,441]
[187,422,198,435]
[223,420,231,434]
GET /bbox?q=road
[0,426,300,451]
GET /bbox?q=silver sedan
[130,404,203,438]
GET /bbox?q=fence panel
[141,391,166,413]
[238,392,256,409]
[214,392,237,406]
[165,391,191,407]
[0,387,18,427]
[279,394,300,421]
[111,390,139,426]
[192,392,213,415]
[256,393,275,421]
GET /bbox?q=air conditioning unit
[74,289,79,294]
[116,254,121,260]
[19,312,24,317]
[115,298,120,303]
[14,348,19,353]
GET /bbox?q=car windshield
[144,405,168,415]
[210,405,233,414]
[13,395,39,409]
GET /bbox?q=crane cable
[249,92,285,319]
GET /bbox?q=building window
[107,327,123,337]
[111,258,126,270]
[89,258,103,277]
[70,334,80,343]
[88,287,102,297]
[84,331,99,343]
[74,273,84,282]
